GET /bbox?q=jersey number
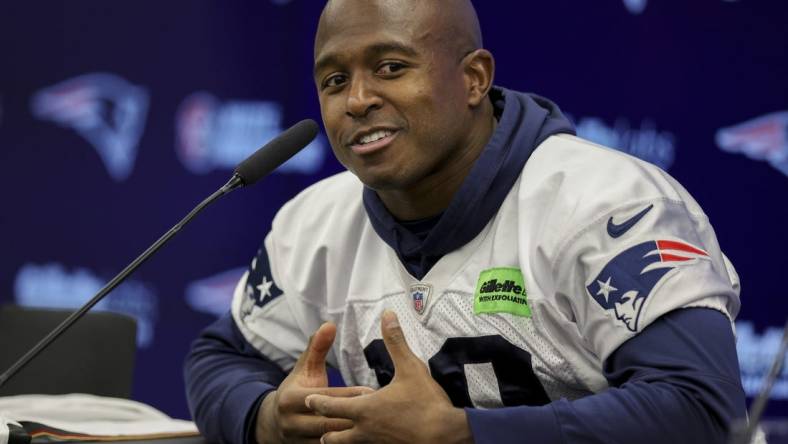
[363,335,550,407]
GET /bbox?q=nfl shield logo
[410,284,432,315]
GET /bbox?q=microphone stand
[729,319,788,444]
[0,175,243,389]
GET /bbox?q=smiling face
[314,0,494,217]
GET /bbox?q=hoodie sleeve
[184,311,287,444]
[465,307,746,444]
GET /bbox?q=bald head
[316,0,483,61]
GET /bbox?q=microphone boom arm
[0,174,244,389]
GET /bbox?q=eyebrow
[313,41,420,78]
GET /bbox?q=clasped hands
[256,310,471,444]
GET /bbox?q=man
[185,1,746,443]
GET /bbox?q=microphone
[235,119,319,185]
[0,118,319,390]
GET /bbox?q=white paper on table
[0,394,198,437]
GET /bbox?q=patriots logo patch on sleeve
[244,247,283,309]
[586,240,709,332]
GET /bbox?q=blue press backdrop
[0,0,786,425]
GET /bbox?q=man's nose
[346,76,382,118]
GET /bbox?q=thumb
[380,310,420,373]
[293,322,336,380]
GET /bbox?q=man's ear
[463,49,495,107]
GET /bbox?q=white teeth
[359,130,392,145]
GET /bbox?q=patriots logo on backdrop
[586,240,709,332]
[30,73,149,181]
[244,248,283,312]
[715,111,788,177]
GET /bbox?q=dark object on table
[0,305,136,398]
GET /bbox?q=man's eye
[323,74,347,89]
[376,62,406,75]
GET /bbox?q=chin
[356,174,404,192]
[351,165,412,191]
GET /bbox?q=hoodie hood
[363,86,575,279]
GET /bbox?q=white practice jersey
[231,134,740,408]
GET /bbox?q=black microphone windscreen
[234,119,320,186]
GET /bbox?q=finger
[320,428,356,444]
[281,386,374,414]
[304,394,363,419]
[291,328,316,374]
[380,309,421,371]
[283,414,354,438]
[292,322,336,377]
[310,385,375,397]
[303,322,337,378]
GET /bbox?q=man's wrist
[254,389,278,444]
[442,406,474,444]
